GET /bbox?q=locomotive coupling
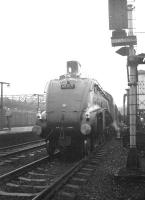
[80,123,91,135]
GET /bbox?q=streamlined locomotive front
[44,76,91,154]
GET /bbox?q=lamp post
[33,94,43,112]
[0,82,10,130]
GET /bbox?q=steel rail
[0,156,49,183]
[32,158,86,200]
[0,139,45,151]
[0,142,46,159]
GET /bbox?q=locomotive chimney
[67,61,81,77]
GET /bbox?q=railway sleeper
[2,159,12,164]
[17,176,47,186]
[71,177,87,185]
[28,171,47,176]
[57,191,77,200]
[27,171,49,179]
[36,167,50,172]
[0,161,6,166]
[81,167,94,173]
[0,190,38,199]
[6,182,45,193]
[55,178,85,200]
[18,176,47,182]
[95,151,105,156]
[65,184,80,192]
[9,157,20,161]
[16,176,55,187]
[84,163,97,168]
[89,159,100,165]
[76,172,90,178]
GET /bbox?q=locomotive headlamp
[85,113,90,121]
[80,123,91,135]
[41,111,47,120]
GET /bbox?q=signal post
[108,0,145,172]
[126,4,139,169]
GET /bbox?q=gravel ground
[79,138,145,200]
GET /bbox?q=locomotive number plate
[60,82,75,89]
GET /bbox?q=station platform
[0,126,39,148]
[0,126,33,135]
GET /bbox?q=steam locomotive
[33,61,119,157]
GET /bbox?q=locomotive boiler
[33,61,119,157]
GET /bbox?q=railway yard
[1,0,145,199]
[0,128,145,200]
[1,60,144,200]
[0,61,145,199]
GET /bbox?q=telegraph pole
[0,82,10,130]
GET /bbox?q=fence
[0,110,37,129]
[2,94,46,111]
[0,94,46,129]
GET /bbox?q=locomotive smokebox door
[67,61,81,76]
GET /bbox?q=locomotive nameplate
[60,81,75,89]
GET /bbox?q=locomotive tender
[34,61,119,157]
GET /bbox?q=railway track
[0,139,45,157]
[0,145,106,200]
[0,139,46,161]
[0,140,47,176]
[0,152,75,200]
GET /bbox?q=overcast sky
[0,0,145,107]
